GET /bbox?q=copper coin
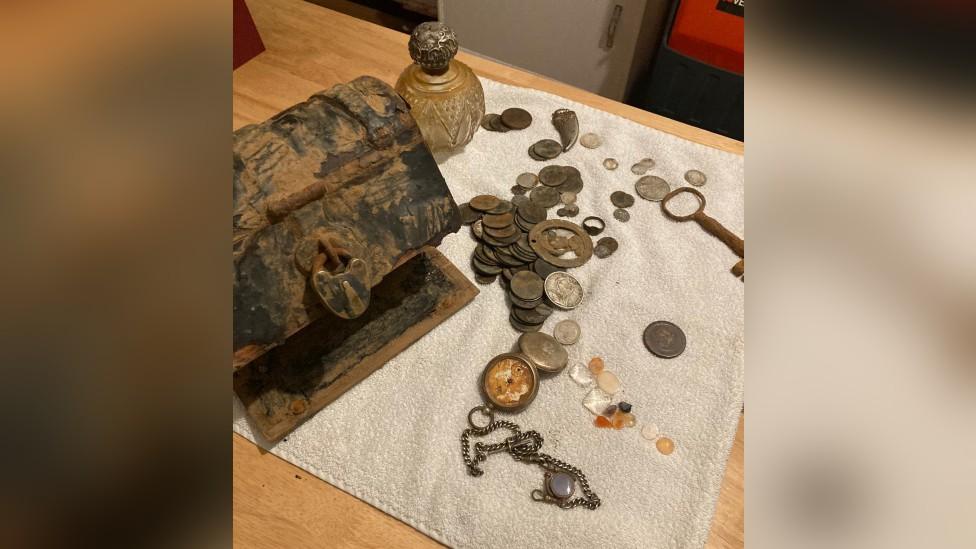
[635,175,670,202]
[470,194,501,212]
[458,203,481,224]
[532,139,562,160]
[480,113,500,131]
[511,184,527,195]
[643,320,686,358]
[483,212,515,229]
[489,113,511,132]
[486,199,514,214]
[610,191,635,208]
[510,270,545,301]
[501,107,532,130]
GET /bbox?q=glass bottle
[395,22,485,153]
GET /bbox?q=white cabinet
[440,0,667,101]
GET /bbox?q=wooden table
[233,1,744,547]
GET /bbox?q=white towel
[234,77,744,549]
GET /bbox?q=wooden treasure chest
[233,76,477,441]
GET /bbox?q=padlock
[311,257,371,320]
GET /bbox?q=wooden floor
[234,1,743,547]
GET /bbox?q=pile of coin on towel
[234,77,744,549]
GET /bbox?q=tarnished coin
[553,319,581,345]
[580,133,602,149]
[489,113,511,132]
[597,236,619,253]
[643,320,687,358]
[528,145,545,161]
[593,244,611,259]
[511,184,527,196]
[603,158,618,170]
[634,175,671,202]
[471,219,483,239]
[516,201,547,224]
[532,139,562,160]
[556,204,579,218]
[511,195,530,208]
[510,313,543,333]
[544,271,584,310]
[512,304,549,326]
[533,258,564,279]
[487,199,514,214]
[631,158,655,175]
[518,332,569,373]
[482,212,514,229]
[480,113,500,131]
[474,274,497,285]
[610,191,635,208]
[501,107,533,130]
[458,203,481,224]
[517,172,539,189]
[510,270,545,301]
[470,194,501,212]
[613,208,630,222]
[557,174,584,194]
[539,165,568,187]
[581,216,605,236]
[530,186,560,208]
[560,192,577,205]
[684,169,707,187]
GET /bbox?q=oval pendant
[545,471,576,500]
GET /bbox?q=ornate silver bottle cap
[408,22,459,74]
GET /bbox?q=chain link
[460,408,601,510]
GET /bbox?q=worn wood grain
[233,1,743,547]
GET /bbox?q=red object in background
[234,0,265,69]
[668,0,744,74]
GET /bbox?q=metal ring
[581,216,605,236]
[661,187,705,222]
[467,404,495,429]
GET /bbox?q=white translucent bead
[582,388,612,415]
[568,362,594,387]
[641,423,659,440]
[596,371,620,394]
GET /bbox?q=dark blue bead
[618,401,632,413]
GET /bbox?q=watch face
[481,353,539,411]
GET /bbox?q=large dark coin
[512,305,549,326]
[510,313,543,333]
[459,203,481,225]
[472,256,503,276]
[557,175,584,194]
[643,321,687,358]
[474,274,497,285]
[486,199,514,214]
[610,191,635,208]
[500,107,533,130]
[510,270,545,301]
[597,236,619,252]
[532,139,562,160]
[511,195,531,209]
[529,186,560,208]
[539,165,568,187]
[489,113,511,132]
[483,212,515,229]
[528,145,546,161]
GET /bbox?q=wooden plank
[234,1,743,547]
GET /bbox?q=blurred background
[1,0,974,547]
[307,0,744,140]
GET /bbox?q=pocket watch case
[233,76,477,441]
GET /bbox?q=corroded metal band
[408,22,458,72]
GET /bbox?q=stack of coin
[508,270,553,332]
[481,107,533,133]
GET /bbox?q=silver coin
[613,208,630,222]
[580,133,602,149]
[517,172,539,189]
[553,319,581,345]
[603,158,618,170]
[560,192,577,205]
[471,219,483,239]
[634,175,671,202]
[631,162,650,175]
[544,271,583,310]
[685,169,707,187]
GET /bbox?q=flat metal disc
[643,320,687,358]
[518,332,569,374]
[501,107,533,130]
[635,175,671,202]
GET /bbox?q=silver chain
[460,405,601,510]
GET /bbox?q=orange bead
[611,411,626,429]
[588,357,605,375]
[656,437,675,455]
[594,415,612,428]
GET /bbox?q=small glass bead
[656,437,675,455]
[588,357,605,375]
[594,415,612,428]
